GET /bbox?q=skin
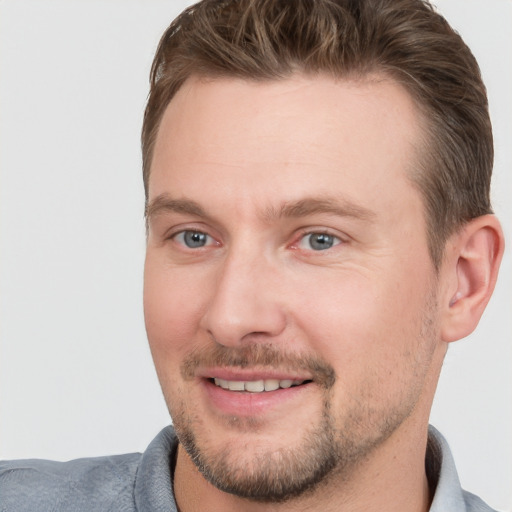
[143,74,503,512]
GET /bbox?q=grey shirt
[0,425,496,511]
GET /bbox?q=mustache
[181,343,336,389]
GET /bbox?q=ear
[440,215,504,343]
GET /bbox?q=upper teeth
[213,378,305,392]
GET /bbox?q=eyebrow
[145,194,376,225]
[146,195,207,222]
[264,197,376,223]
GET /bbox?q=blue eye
[299,232,340,251]
[174,230,211,248]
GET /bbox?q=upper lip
[196,367,313,382]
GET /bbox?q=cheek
[143,254,208,368]
[294,267,434,382]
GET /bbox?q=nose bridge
[201,237,286,345]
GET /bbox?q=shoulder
[0,426,179,512]
[0,452,141,512]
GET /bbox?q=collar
[427,425,495,511]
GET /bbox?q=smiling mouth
[212,378,312,393]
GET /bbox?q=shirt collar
[135,426,178,512]
[427,425,469,511]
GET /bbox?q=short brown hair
[142,0,493,268]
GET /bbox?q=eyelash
[293,230,343,252]
[170,228,343,253]
[171,230,217,249]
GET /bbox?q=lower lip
[202,379,313,417]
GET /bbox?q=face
[144,74,442,501]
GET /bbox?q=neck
[173,419,432,512]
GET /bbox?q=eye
[173,230,214,249]
[297,232,341,251]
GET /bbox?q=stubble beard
[165,356,430,503]
[164,290,439,504]
[169,385,419,504]
[173,396,341,503]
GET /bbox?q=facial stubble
[164,292,439,504]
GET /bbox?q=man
[0,0,505,511]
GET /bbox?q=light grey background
[0,1,510,510]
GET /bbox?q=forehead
[149,73,424,223]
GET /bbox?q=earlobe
[441,215,504,343]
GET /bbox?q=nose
[200,246,287,347]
